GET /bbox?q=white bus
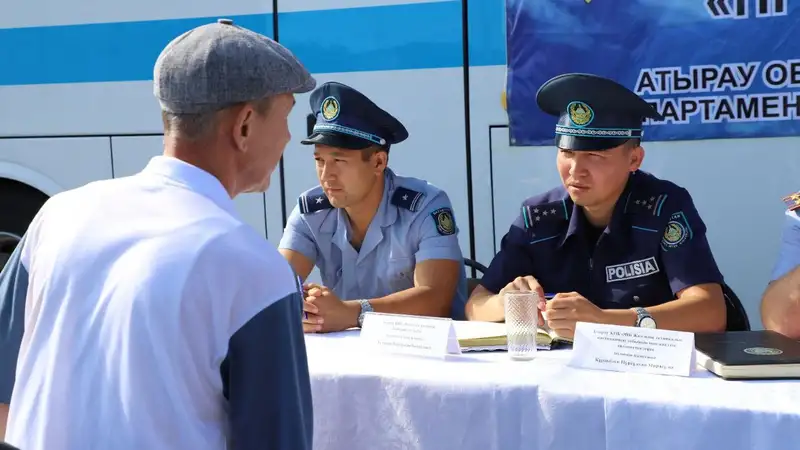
[1,0,796,327]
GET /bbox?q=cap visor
[556,134,631,151]
[300,132,373,150]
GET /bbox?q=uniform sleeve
[0,235,28,403]
[658,188,724,295]
[278,204,318,264]
[411,191,464,263]
[770,209,800,282]
[479,212,536,294]
[216,241,312,450]
[220,288,312,450]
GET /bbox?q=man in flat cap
[279,81,467,333]
[466,73,727,339]
[760,193,800,339]
[1,19,315,450]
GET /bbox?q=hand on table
[498,276,547,326]
[543,291,603,340]
[302,283,359,333]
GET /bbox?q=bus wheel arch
[0,178,50,269]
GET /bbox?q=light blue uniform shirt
[771,209,800,281]
[279,168,468,320]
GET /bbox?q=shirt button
[633,295,640,303]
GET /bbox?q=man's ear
[232,105,256,152]
[629,145,644,172]
[373,150,388,172]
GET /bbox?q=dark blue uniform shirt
[481,171,724,309]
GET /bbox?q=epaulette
[298,192,333,214]
[391,186,425,212]
[521,199,569,230]
[623,191,669,217]
[783,191,800,211]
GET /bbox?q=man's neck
[344,175,385,245]
[581,183,629,228]
[163,137,237,197]
[582,203,615,228]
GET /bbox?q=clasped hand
[301,283,359,333]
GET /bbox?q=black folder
[694,330,800,380]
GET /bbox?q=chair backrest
[463,258,488,296]
[722,283,751,331]
[463,258,488,275]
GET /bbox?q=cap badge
[321,96,340,121]
[567,101,594,127]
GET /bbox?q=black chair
[464,258,488,275]
[722,283,751,332]
[463,258,488,295]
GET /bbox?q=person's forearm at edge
[761,266,800,339]
[1,403,8,440]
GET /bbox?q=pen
[297,275,308,320]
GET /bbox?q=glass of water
[504,291,539,360]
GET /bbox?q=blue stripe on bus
[0,14,273,86]
[468,0,507,67]
[0,1,506,86]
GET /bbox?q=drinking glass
[504,291,539,360]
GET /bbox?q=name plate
[360,312,461,358]
[568,322,695,377]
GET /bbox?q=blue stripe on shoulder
[530,235,559,244]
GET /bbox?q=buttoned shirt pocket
[317,248,345,295]
[321,263,343,286]
[386,257,415,293]
[609,276,672,309]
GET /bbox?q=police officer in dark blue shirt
[466,73,727,339]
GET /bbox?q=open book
[452,320,573,352]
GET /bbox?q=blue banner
[506,0,800,146]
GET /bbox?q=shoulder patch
[521,200,570,229]
[624,192,669,217]
[661,211,693,251]
[298,193,333,214]
[431,207,456,236]
[391,186,425,212]
[783,191,800,211]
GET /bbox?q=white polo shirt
[4,156,312,450]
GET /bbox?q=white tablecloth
[305,330,800,450]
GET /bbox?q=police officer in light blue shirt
[279,82,468,333]
[761,193,800,339]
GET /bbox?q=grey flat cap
[153,18,316,114]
